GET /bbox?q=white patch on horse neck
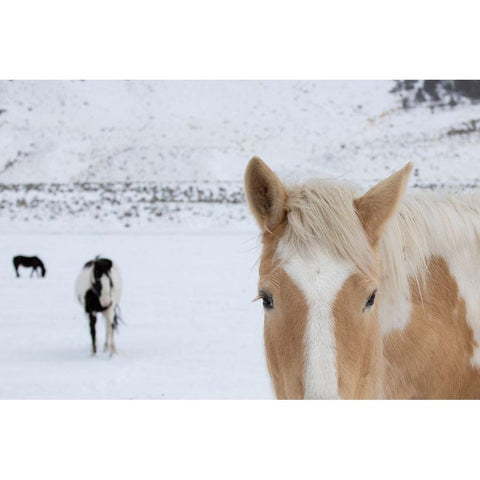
[444,250,480,368]
[277,239,353,399]
[377,288,412,335]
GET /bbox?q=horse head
[245,156,412,399]
[92,258,114,309]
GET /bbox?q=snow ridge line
[0,181,246,204]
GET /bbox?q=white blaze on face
[99,274,112,308]
[277,240,354,399]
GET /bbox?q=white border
[0,401,478,479]
[1,0,479,78]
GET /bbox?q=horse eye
[365,290,377,309]
[263,296,273,310]
[261,292,274,310]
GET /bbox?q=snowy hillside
[2,80,394,184]
[1,80,480,231]
[1,80,480,186]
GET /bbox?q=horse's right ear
[244,156,287,232]
[354,162,413,246]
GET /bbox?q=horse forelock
[283,179,377,278]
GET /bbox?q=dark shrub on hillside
[391,80,480,110]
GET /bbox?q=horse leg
[103,313,109,352]
[30,268,34,278]
[103,308,117,356]
[89,313,97,355]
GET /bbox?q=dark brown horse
[13,255,46,278]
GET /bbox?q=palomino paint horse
[245,156,480,399]
[75,256,122,356]
[13,255,46,277]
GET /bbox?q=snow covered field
[0,232,270,399]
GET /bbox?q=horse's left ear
[354,162,413,246]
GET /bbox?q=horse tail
[113,305,124,331]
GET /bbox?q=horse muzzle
[100,298,113,309]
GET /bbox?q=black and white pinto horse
[75,257,122,356]
[13,255,46,277]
